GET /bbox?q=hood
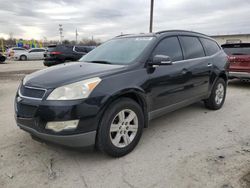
[24,61,125,88]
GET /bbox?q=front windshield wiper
[86,60,112,64]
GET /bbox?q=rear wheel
[97,98,144,157]
[20,55,27,61]
[204,78,226,110]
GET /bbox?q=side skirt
[148,94,207,121]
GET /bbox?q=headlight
[47,77,101,100]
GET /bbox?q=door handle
[182,69,188,74]
[207,63,213,67]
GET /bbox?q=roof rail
[155,30,209,37]
[115,34,133,37]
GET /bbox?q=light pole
[149,0,154,33]
[59,24,63,44]
[75,28,78,44]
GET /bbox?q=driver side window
[152,37,183,62]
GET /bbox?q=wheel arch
[19,54,27,60]
[218,71,228,83]
[99,88,149,129]
[209,70,228,97]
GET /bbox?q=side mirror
[149,55,173,67]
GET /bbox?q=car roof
[116,30,210,38]
[29,48,45,50]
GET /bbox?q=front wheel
[204,78,227,110]
[97,98,144,157]
[20,55,27,61]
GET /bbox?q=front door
[146,36,191,115]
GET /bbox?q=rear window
[12,47,26,50]
[47,45,72,52]
[222,44,250,55]
[74,46,87,53]
[179,36,205,59]
[200,38,220,56]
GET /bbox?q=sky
[0,0,250,42]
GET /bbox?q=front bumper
[229,71,250,79]
[18,123,96,147]
[15,90,104,147]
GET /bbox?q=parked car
[6,47,27,58]
[0,53,6,63]
[14,48,46,61]
[15,30,229,157]
[44,45,94,66]
[222,43,250,80]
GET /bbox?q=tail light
[50,51,62,55]
[228,56,235,62]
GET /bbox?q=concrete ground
[0,60,250,188]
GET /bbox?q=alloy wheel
[215,83,225,105]
[109,109,138,148]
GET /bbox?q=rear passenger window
[200,38,220,56]
[74,47,87,53]
[179,36,205,59]
[152,37,183,61]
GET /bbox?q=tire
[0,56,6,63]
[20,55,27,61]
[204,78,226,110]
[97,98,144,157]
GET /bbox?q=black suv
[15,30,229,157]
[44,45,94,66]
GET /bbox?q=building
[211,34,250,45]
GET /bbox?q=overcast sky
[0,0,250,42]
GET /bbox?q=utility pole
[149,0,154,33]
[75,28,78,44]
[59,24,63,44]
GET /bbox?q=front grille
[16,103,37,118]
[19,85,46,100]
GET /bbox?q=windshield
[80,37,154,64]
[223,47,250,56]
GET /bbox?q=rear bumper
[229,71,250,79]
[18,122,96,147]
[44,59,62,66]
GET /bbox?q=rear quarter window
[200,38,220,56]
[179,36,205,60]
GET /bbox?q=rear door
[36,49,46,59]
[178,36,211,97]
[27,49,37,60]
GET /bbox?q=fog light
[45,120,79,132]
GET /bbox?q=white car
[6,47,27,58]
[14,48,46,61]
